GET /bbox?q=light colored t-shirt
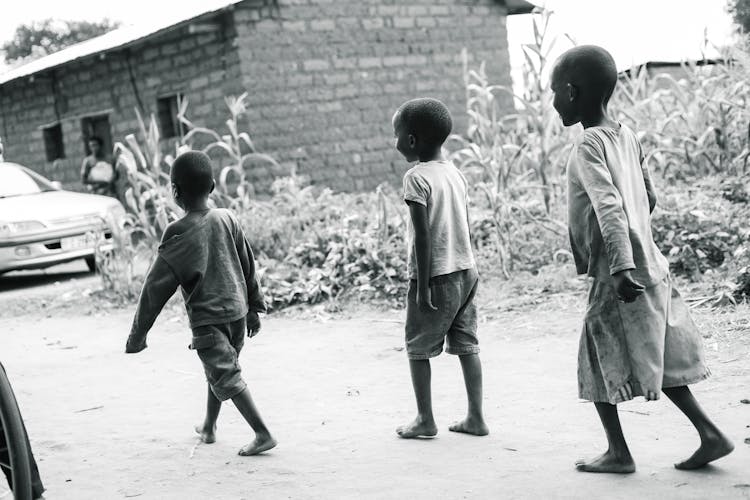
[402,160,476,279]
[566,123,669,287]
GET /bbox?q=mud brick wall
[0,0,515,193]
[0,10,245,189]
[235,0,514,191]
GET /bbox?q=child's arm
[407,201,437,311]
[640,152,658,214]
[403,172,436,311]
[126,256,179,353]
[636,139,657,213]
[235,224,267,337]
[576,141,644,300]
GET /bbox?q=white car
[0,162,125,274]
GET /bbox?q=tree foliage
[728,0,750,33]
[2,19,120,63]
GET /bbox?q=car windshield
[0,164,57,198]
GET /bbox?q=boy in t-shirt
[393,98,488,439]
[552,45,733,472]
[125,151,276,456]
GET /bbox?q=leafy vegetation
[95,9,750,312]
[2,19,120,64]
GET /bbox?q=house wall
[234,0,515,191]
[0,9,245,188]
[0,0,516,193]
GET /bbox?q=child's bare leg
[662,385,734,469]
[232,387,277,456]
[449,353,489,436]
[397,359,438,438]
[195,385,220,443]
[576,402,635,473]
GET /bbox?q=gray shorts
[189,317,247,401]
[405,268,480,360]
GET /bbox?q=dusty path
[1,301,749,499]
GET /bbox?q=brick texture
[0,0,515,193]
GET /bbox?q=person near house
[80,136,116,196]
[0,362,46,499]
[125,150,276,457]
[551,44,734,473]
[393,97,489,439]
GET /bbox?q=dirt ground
[1,265,749,499]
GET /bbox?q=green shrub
[241,178,408,310]
[651,179,750,281]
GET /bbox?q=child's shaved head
[394,98,453,148]
[171,150,214,201]
[553,45,618,104]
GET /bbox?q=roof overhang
[0,1,240,87]
[503,0,537,15]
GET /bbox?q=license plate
[60,234,97,251]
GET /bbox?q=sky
[0,0,739,82]
[507,0,737,80]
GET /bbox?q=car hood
[0,191,122,223]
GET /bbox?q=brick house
[0,0,533,192]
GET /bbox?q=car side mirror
[50,181,62,190]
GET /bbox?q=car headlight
[0,220,46,237]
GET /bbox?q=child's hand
[125,336,147,354]
[417,286,438,312]
[612,270,645,303]
[247,311,261,338]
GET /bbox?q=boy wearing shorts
[125,151,276,456]
[393,98,488,439]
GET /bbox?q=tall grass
[448,9,570,276]
[450,8,750,300]
[613,42,750,180]
[97,93,280,299]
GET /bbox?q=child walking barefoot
[551,45,734,473]
[393,98,488,439]
[125,151,276,456]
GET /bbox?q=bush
[649,179,750,281]
[241,179,409,310]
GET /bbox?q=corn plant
[177,92,281,211]
[614,39,750,180]
[448,9,570,276]
[95,93,280,301]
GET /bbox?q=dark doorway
[81,115,113,156]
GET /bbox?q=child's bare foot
[194,424,216,444]
[575,450,636,474]
[448,416,489,436]
[238,434,277,456]
[674,432,734,470]
[396,416,438,439]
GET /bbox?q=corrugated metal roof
[0,0,240,86]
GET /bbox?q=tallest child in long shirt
[552,45,733,473]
